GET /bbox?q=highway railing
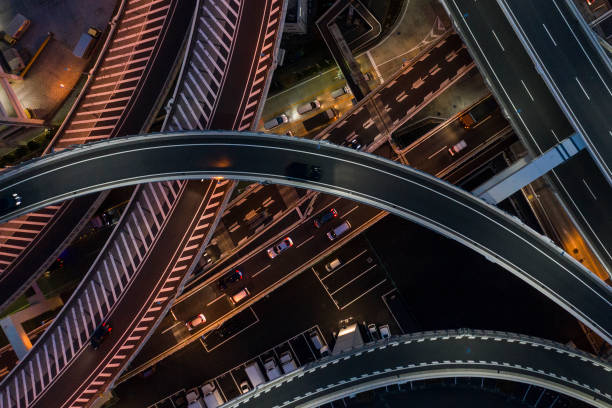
[0,132,610,347]
[0,180,185,408]
[224,329,612,408]
[0,0,182,310]
[164,0,243,131]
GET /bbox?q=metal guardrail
[0,181,184,407]
[224,329,612,408]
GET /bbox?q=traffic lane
[374,33,464,101]
[28,181,220,408]
[551,151,612,264]
[222,184,288,245]
[131,200,378,366]
[2,134,610,340]
[209,0,268,129]
[453,0,573,151]
[174,198,372,323]
[449,0,612,273]
[405,111,509,171]
[326,105,378,145]
[381,47,473,123]
[501,0,612,162]
[236,335,612,407]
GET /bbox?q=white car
[448,139,467,156]
[266,237,293,259]
[264,114,289,130]
[186,313,206,330]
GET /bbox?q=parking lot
[147,326,329,408]
[312,237,393,310]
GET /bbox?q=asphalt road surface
[225,330,612,408]
[445,0,612,273]
[0,131,609,345]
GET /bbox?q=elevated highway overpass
[0,0,286,407]
[0,131,609,348]
[223,330,612,408]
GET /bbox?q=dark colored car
[285,163,322,181]
[347,138,362,150]
[91,322,112,350]
[0,193,21,213]
[219,269,243,289]
[314,208,338,228]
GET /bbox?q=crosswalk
[0,0,177,280]
[0,180,184,408]
[167,0,243,131]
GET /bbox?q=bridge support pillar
[473,133,585,204]
[0,295,64,359]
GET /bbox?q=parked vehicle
[264,114,289,130]
[302,109,337,131]
[239,380,251,394]
[309,331,329,356]
[229,287,250,305]
[379,324,391,339]
[7,14,30,40]
[325,258,342,272]
[297,100,321,115]
[314,208,338,228]
[2,48,25,73]
[448,139,467,156]
[326,220,351,241]
[280,351,297,373]
[186,388,205,408]
[331,85,350,99]
[201,383,224,407]
[73,28,100,58]
[264,357,282,380]
[91,322,112,350]
[267,237,293,259]
[367,323,378,340]
[186,313,206,330]
[245,361,266,388]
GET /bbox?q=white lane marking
[296,235,315,249]
[161,321,182,334]
[552,0,612,97]
[582,179,597,200]
[340,279,387,310]
[330,264,377,296]
[322,249,368,281]
[252,264,271,278]
[550,129,560,143]
[427,145,448,160]
[542,24,557,46]
[206,294,225,307]
[575,77,590,100]
[11,138,612,334]
[448,0,543,153]
[521,80,535,101]
[341,205,359,218]
[492,30,504,51]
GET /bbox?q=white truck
[200,382,224,408]
[244,361,266,388]
[264,357,282,380]
[280,351,297,374]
